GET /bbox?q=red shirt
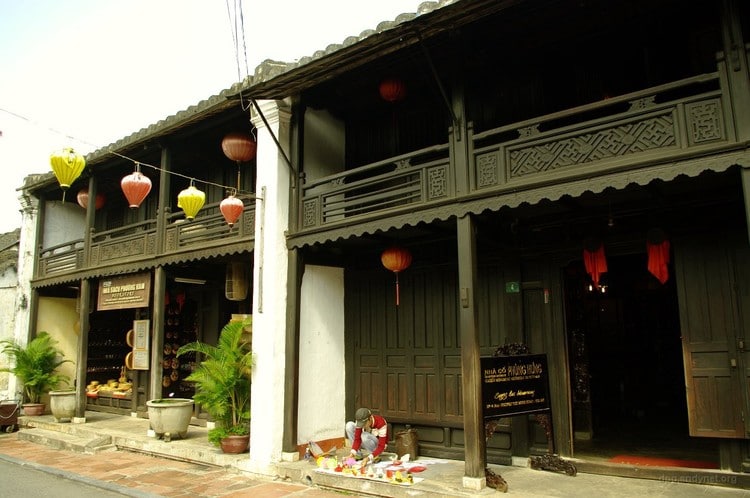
[352,414,388,458]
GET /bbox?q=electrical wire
[1,106,259,198]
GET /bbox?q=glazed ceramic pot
[147,398,194,442]
[220,434,250,454]
[49,390,77,422]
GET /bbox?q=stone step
[18,427,115,454]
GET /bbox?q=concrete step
[18,427,115,454]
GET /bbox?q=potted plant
[176,317,253,453]
[0,332,71,416]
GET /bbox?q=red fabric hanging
[583,244,607,289]
[647,240,670,284]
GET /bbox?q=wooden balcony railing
[297,69,735,235]
[470,71,729,194]
[164,201,255,252]
[37,200,255,279]
[38,239,84,276]
[89,219,158,267]
[300,144,451,231]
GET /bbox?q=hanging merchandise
[49,148,86,200]
[225,261,249,301]
[379,77,407,103]
[220,193,244,227]
[582,238,607,290]
[381,246,412,306]
[646,228,670,284]
[121,164,152,208]
[76,187,105,210]
[177,181,205,220]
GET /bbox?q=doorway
[564,252,719,466]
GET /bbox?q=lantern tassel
[395,273,400,306]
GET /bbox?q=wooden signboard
[481,353,551,419]
[97,273,151,311]
[131,319,150,370]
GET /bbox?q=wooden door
[674,234,748,438]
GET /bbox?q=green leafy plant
[0,332,72,404]
[177,318,253,446]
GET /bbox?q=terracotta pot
[22,403,45,416]
[220,434,249,454]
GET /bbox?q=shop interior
[565,252,719,467]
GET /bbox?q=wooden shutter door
[674,235,746,438]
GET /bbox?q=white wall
[297,264,345,444]
[248,100,292,473]
[42,200,85,249]
[0,265,18,398]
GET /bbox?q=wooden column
[75,279,91,420]
[457,214,486,480]
[282,247,303,453]
[156,145,171,254]
[149,266,166,401]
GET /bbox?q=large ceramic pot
[147,398,193,442]
[22,403,45,416]
[220,434,250,454]
[49,390,77,422]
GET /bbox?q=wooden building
[18,0,750,487]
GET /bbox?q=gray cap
[355,407,372,427]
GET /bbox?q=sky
[0,0,423,233]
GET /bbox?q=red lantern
[121,169,152,208]
[221,132,257,163]
[220,195,244,227]
[76,187,105,210]
[583,238,607,289]
[379,78,406,103]
[381,246,412,306]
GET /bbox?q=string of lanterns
[49,131,258,227]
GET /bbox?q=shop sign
[481,353,551,418]
[97,273,151,311]
[131,319,150,370]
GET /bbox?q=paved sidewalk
[0,435,353,498]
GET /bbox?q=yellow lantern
[177,182,205,220]
[50,148,86,199]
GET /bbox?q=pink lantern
[76,187,105,210]
[220,195,244,227]
[121,169,152,208]
[221,132,257,162]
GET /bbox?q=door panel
[674,235,746,438]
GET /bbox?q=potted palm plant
[176,317,253,453]
[0,332,71,416]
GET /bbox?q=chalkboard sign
[481,353,551,419]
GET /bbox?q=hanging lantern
[583,238,607,290]
[225,261,249,301]
[220,194,244,227]
[381,246,412,306]
[50,148,86,200]
[221,132,257,163]
[177,182,205,220]
[646,228,670,284]
[379,78,407,103]
[76,187,105,210]
[121,165,152,208]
